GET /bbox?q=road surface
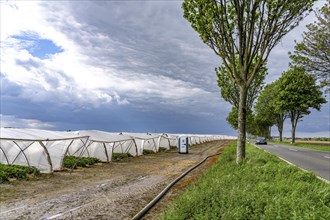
[256,143,330,181]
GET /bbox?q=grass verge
[271,141,330,152]
[161,142,330,219]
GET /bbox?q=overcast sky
[1,0,329,137]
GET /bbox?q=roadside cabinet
[178,136,189,154]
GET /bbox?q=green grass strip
[161,142,330,220]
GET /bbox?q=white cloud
[0,114,55,129]
[266,0,326,83]
[0,0,327,135]
[1,1,213,110]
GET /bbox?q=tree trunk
[277,113,285,142]
[291,116,296,144]
[237,86,248,163]
[278,123,283,142]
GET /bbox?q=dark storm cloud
[1,0,327,136]
[52,1,221,92]
[0,73,23,97]
[294,102,330,133]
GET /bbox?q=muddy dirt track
[0,140,231,220]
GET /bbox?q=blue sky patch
[12,34,63,59]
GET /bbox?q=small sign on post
[178,136,189,154]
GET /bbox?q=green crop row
[112,152,133,161]
[63,156,101,169]
[158,147,168,152]
[0,164,40,183]
[143,149,156,155]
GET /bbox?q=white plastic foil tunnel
[0,128,236,173]
[0,128,88,173]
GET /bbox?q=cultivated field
[0,140,230,220]
[295,140,330,146]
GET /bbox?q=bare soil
[0,140,231,220]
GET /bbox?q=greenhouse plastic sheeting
[1,128,236,173]
[73,130,139,161]
[124,133,175,154]
[0,128,88,173]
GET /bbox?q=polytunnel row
[0,128,234,173]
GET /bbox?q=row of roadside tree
[254,66,326,143]
[214,1,328,144]
[183,0,328,162]
[221,65,326,144]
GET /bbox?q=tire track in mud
[0,140,231,220]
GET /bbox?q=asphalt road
[256,143,330,181]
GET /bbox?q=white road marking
[324,156,330,159]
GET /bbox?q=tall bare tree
[182,0,316,163]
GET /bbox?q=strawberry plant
[63,156,101,169]
[0,164,40,183]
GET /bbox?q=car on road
[255,137,267,145]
